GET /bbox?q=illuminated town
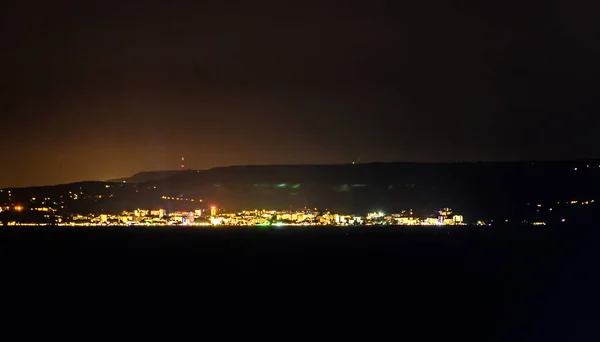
[2,187,594,228]
[2,161,597,227]
[0,204,468,227]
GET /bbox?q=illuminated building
[398,217,419,225]
[439,208,452,218]
[427,218,440,225]
[210,217,226,225]
[195,209,202,217]
[367,212,385,220]
[453,215,464,224]
[210,206,217,217]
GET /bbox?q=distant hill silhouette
[107,170,182,183]
[2,160,600,223]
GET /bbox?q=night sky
[1,0,599,187]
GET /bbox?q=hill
[107,170,182,183]
[2,160,600,223]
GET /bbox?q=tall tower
[181,157,185,169]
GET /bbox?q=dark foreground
[0,225,598,340]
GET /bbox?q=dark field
[1,225,598,339]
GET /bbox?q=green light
[277,183,287,188]
[292,184,300,189]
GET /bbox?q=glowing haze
[1,0,599,187]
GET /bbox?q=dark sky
[1,0,599,187]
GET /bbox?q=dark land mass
[2,160,600,223]
[0,224,598,340]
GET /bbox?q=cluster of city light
[161,196,203,202]
[563,199,596,205]
[1,206,469,227]
[530,199,596,208]
[6,197,596,227]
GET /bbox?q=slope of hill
[107,170,182,184]
[2,160,600,223]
